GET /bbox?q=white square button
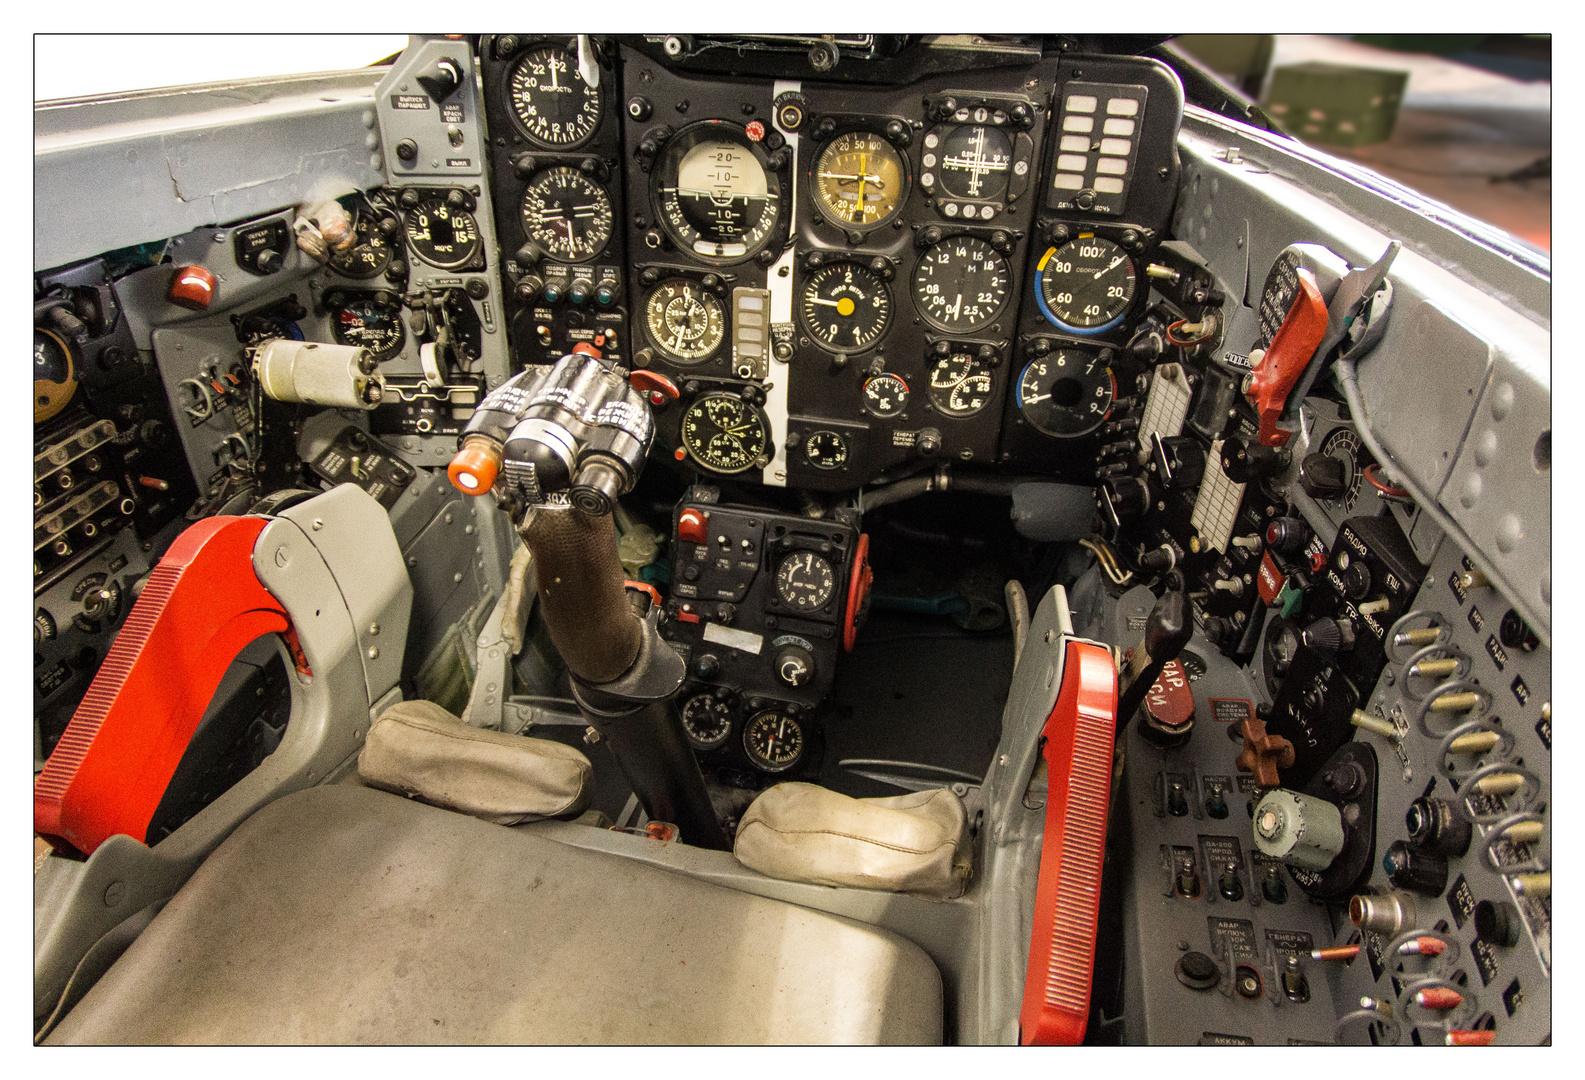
[1106,98,1139,116]
[1053,172,1085,190]
[1095,157,1128,175]
[1103,118,1136,136]
[1062,115,1095,133]
[1094,176,1125,194]
[1099,137,1132,157]
[1065,94,1098,113]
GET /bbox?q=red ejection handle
[1246,267,1329,448]
[1020,639,1119,1045]
[34,516,291,856]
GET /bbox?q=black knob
[1265,517,1311,554]
[1498,608,1540,652]
[935,96,958,121]
[775,645,814,687]
[377,216,400,237]
[693,653,721,680]
[918,225,942,247]
[417,57,463,101]
[1220,435,1290,484]
[884,119,910,146]
[465,278,489,300]
[1405,797,1472,857]
[1074,190,1095,211]
[1474,899,1523,948]
[568,279,590,304]
[916,428,941,456]
[395,139,419,163]
[446,189,471,211]
[1383,839,1449,896]
[627,96,653,121]
[814,116,837,140]
[1176,951,1220,991]
[1032,337,1052,356]
[1299,452,1348,501]
[1342,561,1372,600]
[255,248,282,274]
[515,274,544,302]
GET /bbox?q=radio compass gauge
[1314,427,1371,513]
[521,167,613,262]
[403,198,481,269]
[776,552,836,612]
[681,693,733,751]
[329,208,397,279]
[1035,236,1137,333]
[743,708,805,772]
[645,279,726,363]
[928,354,993,418]
[861,373,909,418]
[655,122,782,264]
[934,125,1013,201]
[1016,348,1115,437]
[329,295,406,362]
[680,392,770,474]
[507,45,602,148]
[803,430,849,471]
[799,262,891,353]
[813,130,907,228]
[912,236,1010,334]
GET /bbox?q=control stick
[1117,571,1193,725]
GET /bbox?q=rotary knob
[775,644,815,688]
[1298,452,1348,501]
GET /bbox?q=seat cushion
[48,785,942,1045]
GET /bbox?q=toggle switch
[1410,656,1461,680]
[1350,709,1400,740]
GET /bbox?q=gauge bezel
[403,198,482,270]
[519,166,614,264]
[1033,235,1140,336]
[808,124,913,232]
[797,260,893,355]
[327,294,407,362]
[774,551,838,612]
[652,120,785,267]
[643,277,728,364]
[504,44,603,150]
[911,233,1012,335]
[680,692,734,751]
[742,708,806,773]
[1015,347,1117,438]
[679,391,771,475]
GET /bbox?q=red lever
[34,516,291,855]
[1020,639,1119,1045]
[1245,268,1329,447]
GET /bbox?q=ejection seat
[35,484,946,1044]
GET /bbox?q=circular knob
[1299,452,1348,501]
[1220,435,1290,484]
[255,248,282,274]
[1342,561,1372,600]
[541,279,563,304]
[515,274,544,302]
[1265,516,1311,554]
[693,653,721,680]
[395,139,418,163]
[595,279,618,306]
[1383,839,1449,896]
[775,645,814,687]
[568,280,590,304]
[916,428,941,456]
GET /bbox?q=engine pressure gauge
[521,167,614,262]
[680,392,769,474]
[861,373,909,418]
[329,294,406,362]
[403,199,481,269]
[813,130,907,228]
[912,236,1010,335]
[928,354,993,418]
[655,122,782,264]
[645,279,726,363]
[803,430,850,471]
[681,693,733,750]
[1035,236,1137,333]
[743,708,805,772]
[1016,348,1115,437]
[776,552,837,612]
[507,45,602,148]
[329,208,396,279]
[799,262,891,353]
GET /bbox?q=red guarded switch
[1245,267,1329,447]
[167,265,218,310]
[677,507,709,546]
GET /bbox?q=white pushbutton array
[1052,87,1144,201]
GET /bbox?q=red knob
[677,507,708,546]
[167,265,217,310]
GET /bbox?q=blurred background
[1170,33,1551,253]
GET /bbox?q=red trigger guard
[34,516,293,856]
[1246,267,1329,447]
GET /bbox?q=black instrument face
[743,708,804,772]
[1017,348,1115,437]
[928,354,994,418]
[803,429,850,471]
[912,236,1010,334]
[329,209,396,279]
[799,262,891,353]
[681,693,733,750]
[776,551,836,612]
[655,123,782,264]
[680,392,769,474]
[644,279,726,363]
[403,199,481,269]
[862,373,910,418]
[507,46,602,148]
[932,124,1013,201]
[329,296,406,361]
[521,167,613,262]
[1036,236,1137,333]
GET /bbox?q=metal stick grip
[519,506,642,684]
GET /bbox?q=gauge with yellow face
[813,130,908,228]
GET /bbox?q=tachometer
[813,130,907,228]
[1035,236,1137,333]
[912,236,1010,334]
[799,262,891,353]
[680,392,769,474]
[775,552,836,612]
[928,354,993,418]
[655,122,782,263]
[521,167,613,262]
[507,45,602,148]
[403,199,481,269]
[644,279,726,363]
[1017,348,1115,437]
[743,708,805,772]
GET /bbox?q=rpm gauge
[507,45,602,148]
[403,199,481,269]
[813,130,907,228]
[645,279,726,363]
[743,709,805,772]
[329,207,397,279]
[799,262,891,353]
[521,167,613,262]
[776,552,836,612]
[680,392,770,474]
[928,354,993,418]
[329,294,406,362]
[912,236,1010,334]
[1035,236,1137,333]
[1017,348,1116,437]
[655,122,782,263]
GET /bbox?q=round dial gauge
[34,327,77,424]
[776,552,837,612]
[813,130,907,227]
[655,123,782,263]
[507,46,602,148]
[680,392,769,474]
[329,208,396,279]
[935,125,1013,201]
[403,200,481,269]
[1016,348,1116,437]
[804,430,849,471]
[928,354,994,418]
[743,709,805,773]
[912,236,1010,334]
[862,373,909,418]
[330,296,406,361]
[521,167,613,262]
[644,279,726,363]
[799,262,891,353]
[681,693,733,750]
[1036,236,1138,333]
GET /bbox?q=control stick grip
[1117,572,1192,724]
[520,506,642,685]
